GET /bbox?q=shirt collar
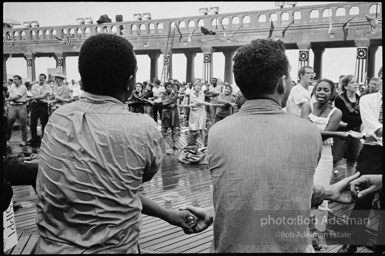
[240,99,283,114]
[80,91,126,106]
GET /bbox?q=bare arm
[140,194,196,233]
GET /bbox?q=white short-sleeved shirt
[152,86,165,103]
[286,84,312,117]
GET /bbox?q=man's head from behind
[233,39,289,100]
[78,34,137,99]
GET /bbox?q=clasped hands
[178,172,382,234]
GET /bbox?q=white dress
[308,104,337,231]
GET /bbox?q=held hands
[166,209,198,234]
[349,175,382,199]
[179,205,214,233]
[327,172,360,204]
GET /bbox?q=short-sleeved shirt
[31,83,51,103]
[208,99,322,253]
[208,84,223,104]
[152,86,165,103]
[53,84,71,107]
[35,92,166,254]
[216,93,235,117]
[286,84,312,117]
[8,84,27,104]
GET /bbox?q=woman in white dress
[301,79,360,249]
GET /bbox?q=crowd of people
[3,74,84,148]
[2,34,383,253]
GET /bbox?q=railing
[3,2,381,42]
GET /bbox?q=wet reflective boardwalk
[4,127,378,254]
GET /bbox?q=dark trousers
[30,102,49,142]
[153,103,163,123]
[3,156,38,192]
[349,145,383,245]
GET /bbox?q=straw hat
[52,73,67,80]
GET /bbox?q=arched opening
[349,6,359,16]
[294,11,301,20]
[242,15,250,24]
[281,12,290,21]
[336,8,346,16]
[322,8,332,17]
[310,10,319,19]
[258,14,266,23]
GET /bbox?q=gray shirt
[35,92,166,254]
[208,99,322,253]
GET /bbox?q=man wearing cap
[48,73,71,112]
[4,75,28,146]
[26,73,51,147]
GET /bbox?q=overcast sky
[3,2,383,83]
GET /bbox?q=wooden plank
[167,231,213,253]
[4,232,23,255]
[10,233,30,255]
[21,233,39,254]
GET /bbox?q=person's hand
[339,121,348,128]
[347,130,364,139]
[166,209,198,234]
[349,174,382,199]
[326,172,361,204]
[179,205,214,233]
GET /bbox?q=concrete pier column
[185,51,196,83]
[54,52,66,75]
[297,43,311,71]
[223,49,236,84]
[24,53,36,81]
[312,47,325,80]
[149,53,160,81]
[201,46,213,83]
[367,44,378,79]
[354,39,370,85]
[161,48,172,81]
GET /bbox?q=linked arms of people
[139,194,198,234]
[180,172,372,234]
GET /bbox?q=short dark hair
[298,65,313,81]
[13,75,22,82]
[164,81,173,89]
[39,73,47,79]
[340,75,355,93]
[78,34,137,95]
[233,39,289,100]
[312,78,337,102]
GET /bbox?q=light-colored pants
[7,104,28,142]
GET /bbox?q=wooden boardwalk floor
[4,125,379,254]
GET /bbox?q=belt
[32,101,48,105]
[10,102,26,106]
